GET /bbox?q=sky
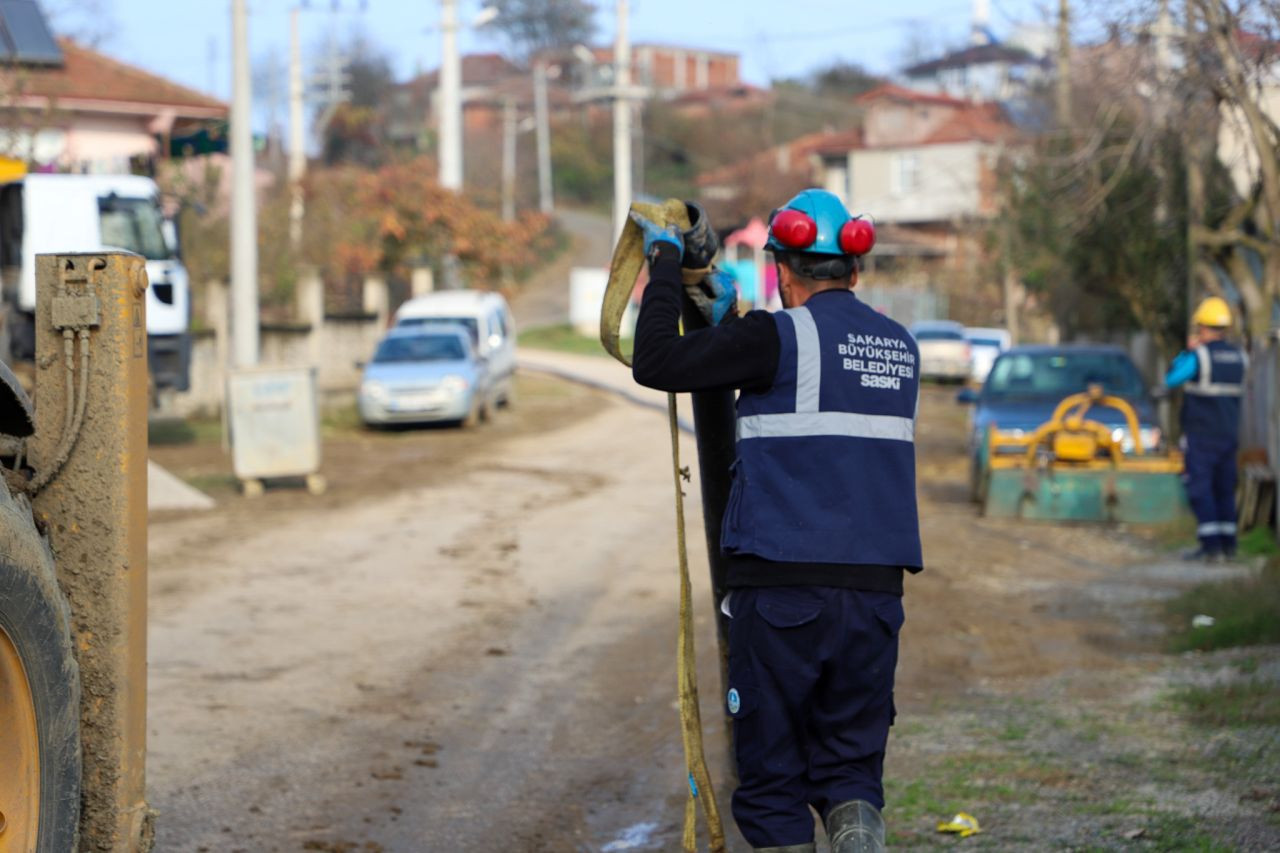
[53,0,1060,108]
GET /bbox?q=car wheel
[462,399,481,429]
[970,434,990,504]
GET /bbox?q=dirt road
[146,377,1279,851]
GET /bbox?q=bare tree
[43,0,116,47]
[481,0,597,63]
[1184,0,1280,341]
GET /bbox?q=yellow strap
[668,392,726,853]
[600,198,691,366]
[601,199,726,853]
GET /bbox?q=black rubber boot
[1182,545,1221,562]
[826,799,886,853]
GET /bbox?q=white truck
[0,172,192,390]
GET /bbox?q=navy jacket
[632,245,921,591]
[721,297,923,569]
[1181,340,1246,440]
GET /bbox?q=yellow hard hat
[1192,296,1232,328]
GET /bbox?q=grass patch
[182,472,239,494]
[1173,679,1280,727]
[885,751,1044,828]
[519,324,631,360]
[1237,524,1280,558]
[321,404,364,436]
[1166,564,1280,651]
[149,417,223,446]
[1141,813,1237,852]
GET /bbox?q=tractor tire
[0,527,81,853]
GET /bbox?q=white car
[394,290,516,408]
[965,327,1012,384]
[359,325,493,427]
[909,320,971,382]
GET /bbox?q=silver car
[358,325,493,427]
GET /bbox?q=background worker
[1165,296,1247,560]
[630,189,922,853]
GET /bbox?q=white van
[393,290,516,407]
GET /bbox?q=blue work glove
[686,267,739,326]
[629,209,684,259]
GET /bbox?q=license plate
[392,393,440,411]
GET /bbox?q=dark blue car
[957,345,1163,499]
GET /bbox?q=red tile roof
[855,83,972,108]
[695,129,860,187]
[8,39,227,117]
[921,104,1016,145]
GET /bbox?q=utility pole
[289,6,305,251]
[501,97,517,222]
[1055,0,1071,128]
[230,0,259,368]
[612,0,632,240]
[438,0,463,191]
[533,60,554,214]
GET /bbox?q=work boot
[1182,545,1221,562]
[826,799,886,853]
[755,845,816,853]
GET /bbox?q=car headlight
[441,375,469,394]
[1110,426,1162,453]
[362,380,388,401]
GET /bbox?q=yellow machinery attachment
[982,385,1187,523]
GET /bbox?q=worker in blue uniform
[630,189,922,853]
[1165,296,1247,560]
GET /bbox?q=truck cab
[0,172,192,390]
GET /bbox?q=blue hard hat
[766,188,875,257]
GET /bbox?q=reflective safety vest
[721,290,923,569]
[1182,340,1247,440]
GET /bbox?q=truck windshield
[98,195,172,260]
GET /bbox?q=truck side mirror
[956,387,979,405]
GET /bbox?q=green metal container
[984,467,1188,524]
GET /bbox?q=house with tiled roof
[816,84,1018,227]
[902,41,1050,103]
[0,38,227,172]
[387,53,527,148]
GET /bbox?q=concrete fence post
[296,266,325,329]
[411,265,434,298]
[363,275,390,329]
[206,278,230,385]
[296,266,325,374]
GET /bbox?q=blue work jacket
[1178,340,1246,440]
[720,290,923,569]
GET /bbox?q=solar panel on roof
[0,0,63,66]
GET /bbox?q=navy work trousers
[725,586,903,848]
[1183,433,1238,553]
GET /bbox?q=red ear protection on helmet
[839,218,876,256]
[769,208,818,250]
